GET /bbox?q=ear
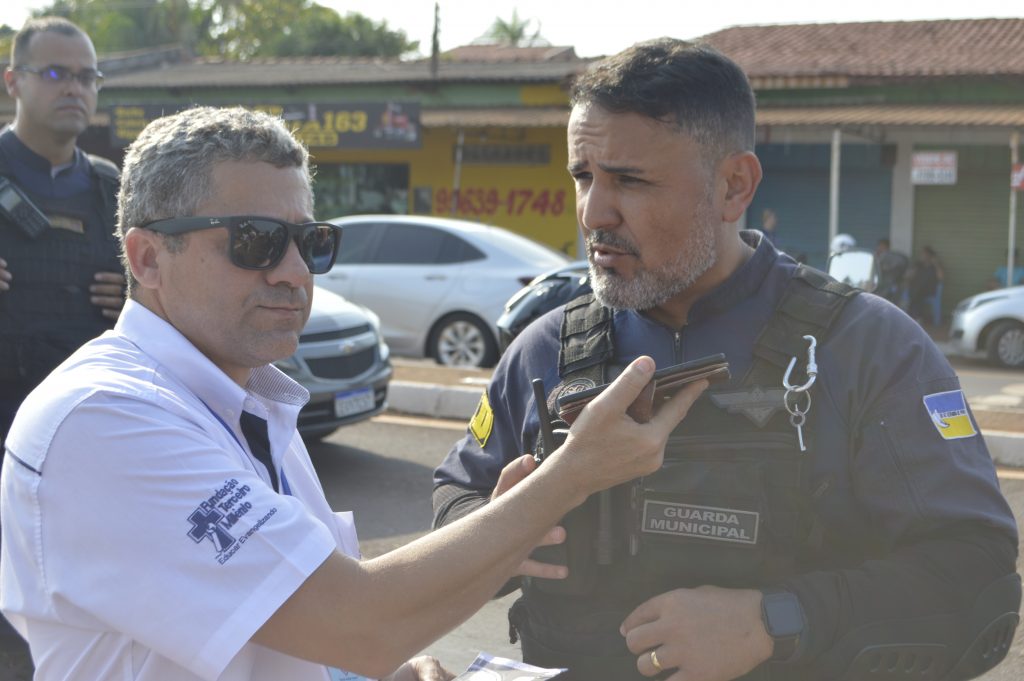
[4,68,18,98]
[123,227,164,290]
[718,151,763,224]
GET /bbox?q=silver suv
[274,285,392,439]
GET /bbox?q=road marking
[373,413,467,431]
[997,468,1024,480]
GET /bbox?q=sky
[0,0,1020,58]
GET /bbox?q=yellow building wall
[310,124,579,256]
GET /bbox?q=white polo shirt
[1,301,359,681]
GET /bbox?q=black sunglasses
[15,64,104,89]
[141,216,342,275]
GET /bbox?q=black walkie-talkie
[0,177,51,239]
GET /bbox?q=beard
[587,193,718,311]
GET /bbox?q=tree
[28,0,193,54]
[21,0,416,60]
[479,9,546,47]
[258,6,418,58]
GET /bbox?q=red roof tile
[442,45,578,62]
[701,18,1024,78]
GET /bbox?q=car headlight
[968,295,1008,311]
[361,306,390,361]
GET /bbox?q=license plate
[334,387,375,417]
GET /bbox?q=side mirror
[827,249,877,292]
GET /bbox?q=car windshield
[481,227,571,267]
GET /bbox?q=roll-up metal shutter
[751,143,894,269]
[912,145,1022,314]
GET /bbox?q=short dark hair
[570,38,756,166]
[12,17,90,66]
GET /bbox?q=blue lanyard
[201,401,292,496]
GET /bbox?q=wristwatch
[760,589,805,662]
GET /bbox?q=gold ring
[650,649,663,672]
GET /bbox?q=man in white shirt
[0,105,707,681]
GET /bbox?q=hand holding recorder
[556,353,730,425]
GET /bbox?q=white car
[318,215,570,367]
[273,285,392,439]
[949,286,1024,369]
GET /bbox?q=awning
[756,105,1024,128]
[421,107,569,128]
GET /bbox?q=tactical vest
[0,151,121,392]
[510,265,859,681]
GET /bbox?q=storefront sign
[109,102,420,149]
[433,187,568,218]
[911,151,958,185]
[1012,163,1024,190]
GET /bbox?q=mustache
[257,288,309,309]
[587,230,639,257]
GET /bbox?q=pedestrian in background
[759,207,778,245]
[987,248,1024,289]
[0,16,125,678]
[908,245,944,327]
[874,238,909,304]
[0,17,125,444]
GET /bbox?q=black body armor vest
[510,266,859,681]
[0,152,120,394]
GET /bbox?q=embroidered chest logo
[709,386,786,427]
[922,390,978,440]
[187,478,276,564]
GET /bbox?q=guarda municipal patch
[923,390,978,440]
[642,500,759,545]
[470,391,494,448]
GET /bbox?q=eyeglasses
[14,64,104,89]
[141,216,343,275]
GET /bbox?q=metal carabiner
[783,335,818,393]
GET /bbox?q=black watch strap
[760,589,805,662]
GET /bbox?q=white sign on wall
[911,151,958,185]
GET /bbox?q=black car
[496,261,591,353]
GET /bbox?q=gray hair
[117,106,312,293]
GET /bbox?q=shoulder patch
[469,391,494,448]
[923,390,978,440]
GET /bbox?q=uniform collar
[620,230,779,330]
[0,126,84,177]
[115,300,309,423]
[685,230,778,323]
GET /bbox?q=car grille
[306,346,377,379]
[300,324,372,343]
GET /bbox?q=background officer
[0,17,124,679]
[0,16,125,444]
[433,39,1019,681]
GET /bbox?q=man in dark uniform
[433,39,1019,680]
[0,17,124,444]
[0,17,123,679]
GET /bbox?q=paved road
[312,414,1024,679]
